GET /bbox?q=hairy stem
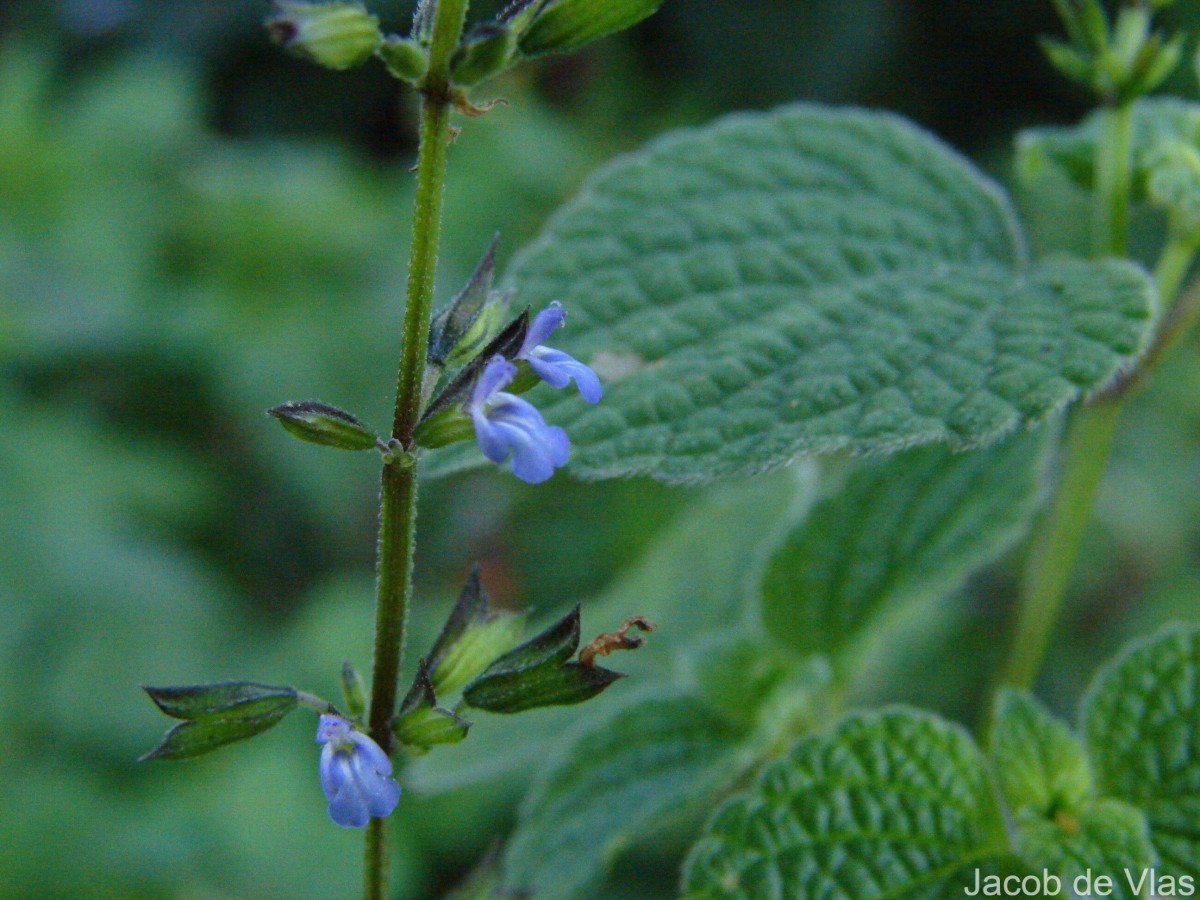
[1092,102,1134,258]
[364,1,469,898]
[995,99,1136,700]
[999,398,1123,691]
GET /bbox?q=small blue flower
[469,356,569,483]
[316,714,400,828]
[517,302,603,403]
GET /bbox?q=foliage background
[2,0,1199,896]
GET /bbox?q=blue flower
[469,356,569,483]
[517,302,603,403]
[316,714,401,828]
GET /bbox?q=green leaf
[140,705,298,761]
[517,0,663,58]
[682,708,1007,899]
[1012,800,1156,900]
[761,430,1048,659]
[425,105,1155,483]
[1017,96,1200,202]
[991,688,1092,820]
[503,693,742,899]
[1083,624,1200,878]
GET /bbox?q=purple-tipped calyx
[316,714,400,828]
[468,356,570,483]
[517,302,602,403]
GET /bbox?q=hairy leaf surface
[761,430,1048,658]
[426,105,1154,482]
[502,693,742,899]
[683,708,1006,898]
[1083,625,1200,878]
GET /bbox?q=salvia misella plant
[138,0,1200,897]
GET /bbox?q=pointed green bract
[1083,625,1200,878]
[761,431,1048,659]
[424,105,1155,483]
[424,567,524,696]
[517,0,663,58]
[144,681,297,722]
[140,681,299,761]
[682,708,1007,898]
[502,693,742,900]
[394,662,472,752]
[460,604,624,713]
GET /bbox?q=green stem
[999,398,1123,691]
[363,2,469,899]
[994,99,1136,701]
[1092,102,1134,257]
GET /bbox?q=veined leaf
[1012,800,1155,900]
[1083,624,1200,878]
[991,692,1154,899]
[761,430,1048,660]
[502,692,742,899]
[991,688,1092,820]
[682,708,1007,898]
[424,105,1155,483]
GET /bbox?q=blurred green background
[3,1,1200,897]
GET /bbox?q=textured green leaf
[1012,799,1155,900]
[1017,97,1200,202]
[991,688,1092,820]
[1083,624,1200,878]
[503,693,742,899]
[761,430,1048,659]
[683,708,1006,899]
[424,105,1154,483]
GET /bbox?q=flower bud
[268,400,379,451]
[378,35,428,82]
[267,2,382,71]
[340,661,367,719]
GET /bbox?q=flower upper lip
[516,302,603,404]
